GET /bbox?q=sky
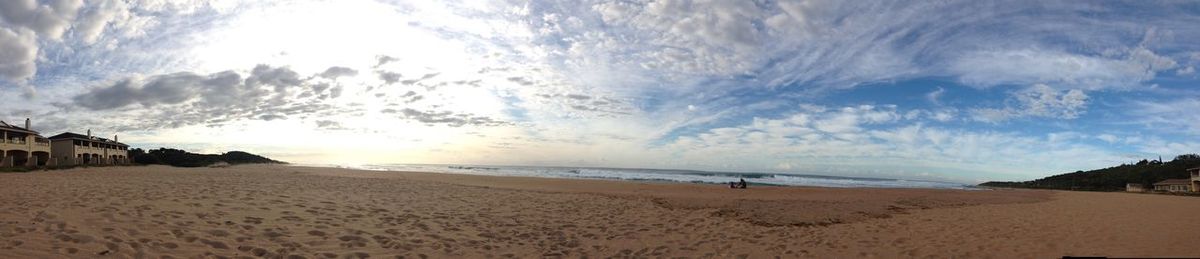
[2,0,1199,183]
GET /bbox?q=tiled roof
[48,132,87,139]
[1153,179,1191,186]
[0,120,39,135]
[48,132,127,146]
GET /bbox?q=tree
[1174,154,1200,161]
[980,154,1200,191]
[129,148,160,165]
[128,147,282,167]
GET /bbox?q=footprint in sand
[198,238,230,249]
[4,240,23,248]
[205,229,230,237]
[263,229,288,239]
[342,252,370,259]
[53,233,96,244]
[337,235,369,248]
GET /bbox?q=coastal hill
[980,154,1200,191]
[129,148,285,167]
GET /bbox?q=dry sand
[0,165,1197,258]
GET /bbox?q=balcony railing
[5,138,26,144]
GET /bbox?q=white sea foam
[349,164,979,190]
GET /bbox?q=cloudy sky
[2,0,1199,183]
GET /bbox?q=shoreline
[290,165,1050,227]
[302,163,982,190]
[1,164,1197,258]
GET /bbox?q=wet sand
[0,165,1196,258]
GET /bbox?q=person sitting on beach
[738,178,748,189]
[729,181,738,189]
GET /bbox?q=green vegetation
[979,154,1200,191]
[128,148,285,168]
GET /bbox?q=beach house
[49,130,130,166]
[0,119,52,167]
[1153,179,1191,192]
[1190,167,1200,192]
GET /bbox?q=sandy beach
[0,165,1197,258]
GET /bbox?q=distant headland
[980,154,1200,193]
[128,148,285,168]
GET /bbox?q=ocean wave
[350,164,978,190]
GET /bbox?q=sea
[340,164,981,190]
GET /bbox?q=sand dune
[0,165,1196,258]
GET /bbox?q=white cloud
[930,109,956,122]
[0,0,175,84]
[971,84,1089,123]
[950,47,1176,90]
[1016,84,1088,118]
[811,105,899,134]
[0,0,82,40]
[500,0,1196,104]
[74,0,130,44]
[0,0,86,83]
[1177,66,1195,76]
[1095,134,1119,143]
[0,27,38,82]
[1132,137,1200,158]
[65,65,382,130]
[318,66,358,79]
[901,109,956,122]
[658,104,1121,181]
[585,0,771,84]
[926,87,945,105]
[1130,97,1200,135]
[1046,131,1085,143]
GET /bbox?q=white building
[49,130,129,166]
[0,119,52,167]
